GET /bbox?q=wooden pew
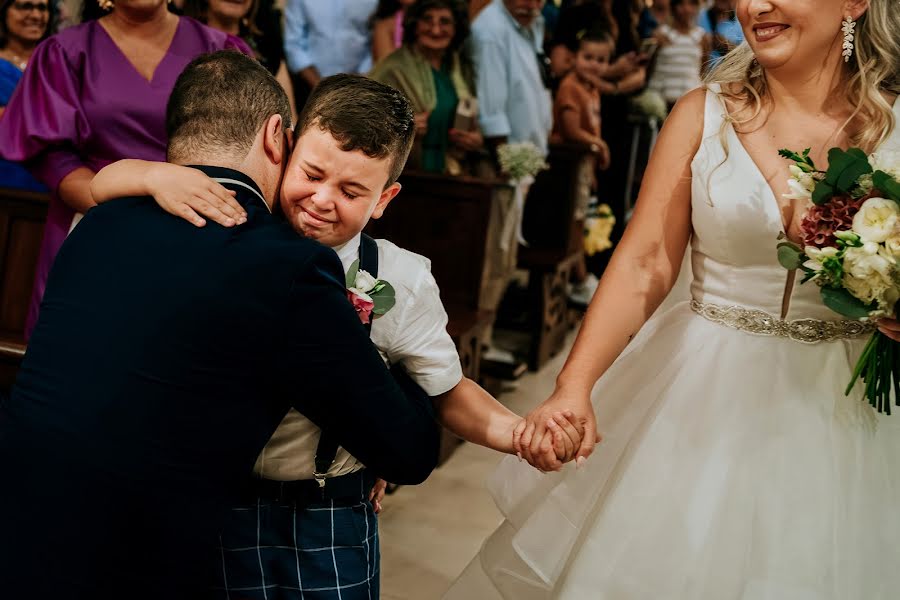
[0,187,49,391]
[365,170,508,463]
[518,142,594,370]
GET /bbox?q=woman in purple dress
[0,0,250,339]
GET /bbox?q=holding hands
[513,388,601,472]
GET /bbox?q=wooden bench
[366,170,505,383]
[517,142,595,370]
[0,187,48,391]
[366,170,510,463]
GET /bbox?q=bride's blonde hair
[705,0,900,153]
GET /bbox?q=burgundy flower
[800,196,865,248]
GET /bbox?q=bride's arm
[516,88,707,470]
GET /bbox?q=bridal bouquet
[777,147,900,413]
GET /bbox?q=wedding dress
[446,89,900,599]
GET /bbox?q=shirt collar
[334,233,362,274]
[186,165,271,214]
[497,0,545,43]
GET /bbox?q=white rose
[852,197,900,243]
[869,150,900,180]
[844,245,894,279]
[354,269,378,293]
[843,273,878,305]
[885,231,900,258]
[347,287,373,302]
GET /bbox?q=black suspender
[313,234,379,488]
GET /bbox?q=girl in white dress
[447,0,900,598]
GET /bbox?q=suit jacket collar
[187,165,271,213]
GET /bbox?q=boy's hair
[567,26,616,54]
[166,51,292,163]
[295,74,416,187]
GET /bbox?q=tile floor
[379,330,575,600]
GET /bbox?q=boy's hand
[369,478,387,513]
[145,163,247,228]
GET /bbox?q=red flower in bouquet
[799,196,865,248]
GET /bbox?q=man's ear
[262,114,286,166]
[371,182,402,220]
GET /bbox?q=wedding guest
[648,0,709,110]
[0,0,250,340]
[550,0,643,92]
[551,26,613,306]
[370,0,415,64]
[471,0,551,155]
[370,0,484,175]
[283,0,378,110]
[699,0,741,64]
[637,0,668,38]
[592,0,648,272]
[183,0,280,74]
[468,0,490,20]
[0,51,442,600]
[0,0,53,191]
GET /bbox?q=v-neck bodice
[689,87,900,321]
[96,17,181,85]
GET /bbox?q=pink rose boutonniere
[346,259,396,325]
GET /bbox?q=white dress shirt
[254,235,463,481]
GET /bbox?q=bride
[447,0,900,598]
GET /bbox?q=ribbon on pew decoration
[496,142,548,252]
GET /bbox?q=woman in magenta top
[0,0,249,339]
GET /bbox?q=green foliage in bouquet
[778,148,874,205]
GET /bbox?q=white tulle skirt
[446,301,900,600]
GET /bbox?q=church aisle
[380,329,578,600]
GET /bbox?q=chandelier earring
[841,16,856,63]
[98,0,114,10]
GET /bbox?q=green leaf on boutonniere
[821,286,875,319]
[346,259,360,289]
[824,148,873,194]
[777,241,804,270]
[371,281,396,316]
[873,170,900,202]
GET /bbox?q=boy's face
[574,40,612,81]
[280,126,401,248]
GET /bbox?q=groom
[0,51,440,599]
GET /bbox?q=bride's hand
[877,318,900,342]
[514,388,600,472]
[145,163,246,228]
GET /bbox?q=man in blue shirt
[470,0,553,156]
[283,0,378,107]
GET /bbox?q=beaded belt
[689,300,875,344]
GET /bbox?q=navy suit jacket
[0,166,440,598]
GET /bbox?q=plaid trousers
[213,497,380,600]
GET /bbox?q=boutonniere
[346,259,396,325]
